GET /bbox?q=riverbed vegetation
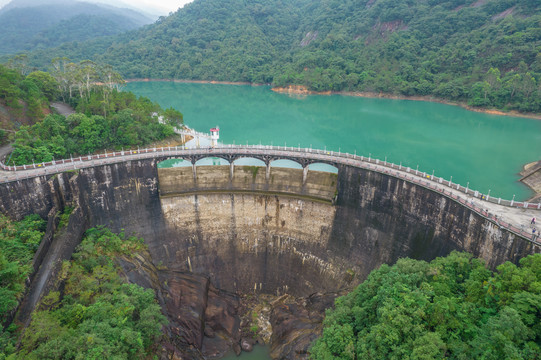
[2,226,167,360]
[3,60,183,166]
[311,251,541,359]
[11,0,541,114]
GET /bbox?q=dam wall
[0,157,539,300]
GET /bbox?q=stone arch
[308,162,339,174]
[270,159,303,169]
[232,157,266,166]
[195,156,231,166]
[157,158,192,168]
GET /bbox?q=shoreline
[272,85,541,120]
[124,79,541,120]
[125,78,263,86]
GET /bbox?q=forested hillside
[0,0,153,55]
[0,63,56,132]
[1,60,183,164]
[17,0,541,113]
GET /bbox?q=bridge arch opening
[308,163,338,174]
[195,157,230,166]
[158,158,191,168]
[233,157,266,166]
[270,159,302,169]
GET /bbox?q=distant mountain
[10,0,541,113]
[0,0,153,55]
[87,0,173,18]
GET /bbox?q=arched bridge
[1,144,540,244]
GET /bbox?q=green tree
[26,71,59,101]
[311,252,541,360]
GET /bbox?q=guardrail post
[498,197,501,204]
[511,194,515,206]
[487,189,491,201]
[415,165,418,175]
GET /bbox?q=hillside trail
[50,102,76,117]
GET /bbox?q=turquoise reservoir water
[126,81,541,200]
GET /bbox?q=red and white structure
[210,127,220,147]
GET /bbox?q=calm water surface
[126,81,541,200]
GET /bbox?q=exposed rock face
[0,158,539,358]
[118,252,241,359]
[269,292,344,359]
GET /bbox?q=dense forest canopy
[0,61,57,127]
[311,252,541,359]
[11,0,541,113]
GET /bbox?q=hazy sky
[124,0,193,13]
[0,0,195,14]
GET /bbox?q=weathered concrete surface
[158,165,337,202]
[159,192,340,295]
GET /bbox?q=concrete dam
[1,146,539,358]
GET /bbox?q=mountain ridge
[6,0,541,113]
[0,0,154,55]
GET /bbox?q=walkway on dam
[0,145,539,245]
